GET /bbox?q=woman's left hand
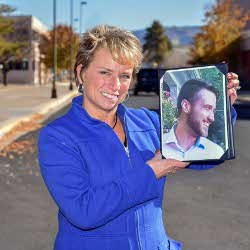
[227,72,240,105]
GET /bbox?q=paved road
[164,118,250,249]
[0,94,249,250]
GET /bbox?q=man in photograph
[162,79,225,161]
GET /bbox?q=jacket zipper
[135,210,142,250]
[106,115,141,249]
[123,116,132,168]
[123,116,141,250]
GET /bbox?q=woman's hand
[146,151,190,179]
[227,72,240,105]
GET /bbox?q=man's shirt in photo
[162,124,225,161]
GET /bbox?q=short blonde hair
[74,25,143,82]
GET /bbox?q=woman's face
[78,48,133,117]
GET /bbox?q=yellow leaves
[40,25,79,71]
[190,0,250,64]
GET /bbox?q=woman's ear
[76,64,84,83]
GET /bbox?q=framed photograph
[159,63,235,162]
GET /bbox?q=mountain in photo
[133,26,201,47]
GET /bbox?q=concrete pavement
[0,82,78,150]
[0,86,250,249]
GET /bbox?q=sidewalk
[0,82,78,150]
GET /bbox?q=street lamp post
[79,1,87,35]
[74,18,79,31]
[51,0,57,98]
[69,0,74,90]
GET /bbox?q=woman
[38,25,239,250]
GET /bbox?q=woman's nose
[109,75,121,91]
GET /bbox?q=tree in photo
[161,89,177,133]
[143,20,172,66]
[0,4,23,86]
[190,0,249,67]
[198,67,226,150]
[40,25,79,78]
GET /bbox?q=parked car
[134,68,159,95]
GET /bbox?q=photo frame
[159,63,235,162]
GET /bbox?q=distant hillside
[132,26,201,47]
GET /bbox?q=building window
[8,59,29,70]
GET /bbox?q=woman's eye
[121,75,131,80]
[100,71,110,75]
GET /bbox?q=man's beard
[187,113,209,138]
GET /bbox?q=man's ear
[76,64,84,83]
[181,99,191,114]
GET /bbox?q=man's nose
[208,111,215,123]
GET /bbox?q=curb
[0,90,78,150]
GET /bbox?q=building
[3,15,49,85]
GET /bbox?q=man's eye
[204,105,216,113]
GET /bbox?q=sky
[3,0,215,32]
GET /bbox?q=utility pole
[69,0,74,90]
[51,0,57,98]
[79,1,87,35]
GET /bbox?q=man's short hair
[177,79,219,116]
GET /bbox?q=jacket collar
[70,95,127,125]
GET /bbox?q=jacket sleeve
[38,126,159,230]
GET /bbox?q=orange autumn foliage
[190,0,250,66]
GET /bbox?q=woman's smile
[101,91,119,100]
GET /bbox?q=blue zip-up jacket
[38,95,237,250]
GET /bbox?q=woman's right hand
[146,151,190,179]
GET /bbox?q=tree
[40,25,79,75]
[143,20,172,66]
[190,0,249,67]
[0,4,23,86]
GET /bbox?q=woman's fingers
[227,87,236,96]
[227,88,237,104]
[226,72,239,105]
[163,158,190,172]
[227,72,238,80]
[227,72,239,89]
[147,155,190,178]
[165,158,190,166]
[227,79,240,89]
